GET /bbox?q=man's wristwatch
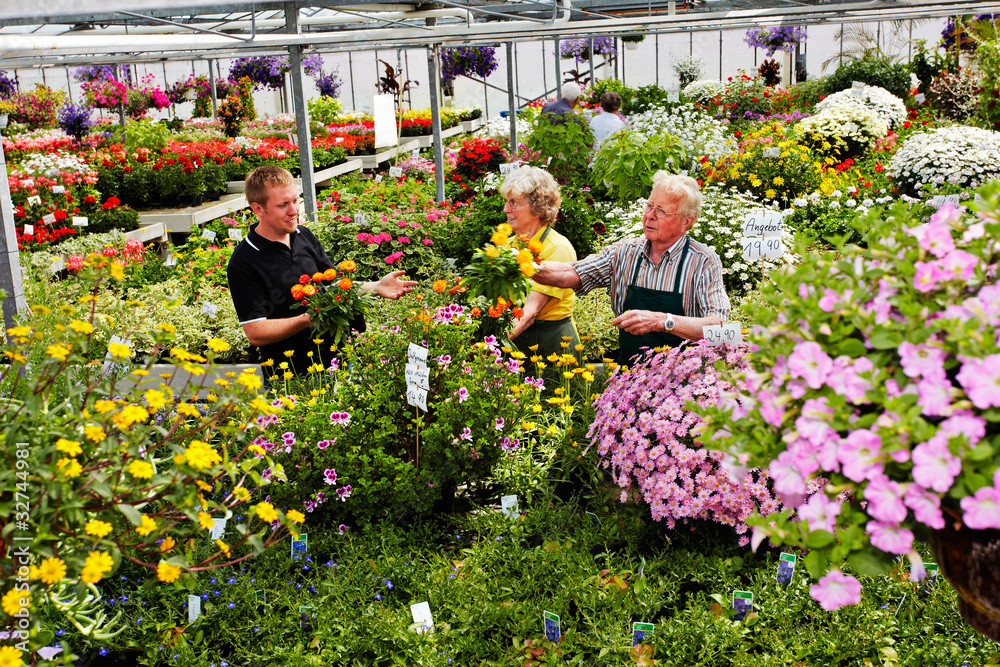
[663,314,675,332]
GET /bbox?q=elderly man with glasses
[532,172,730,365]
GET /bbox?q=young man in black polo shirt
[227,165,415,381]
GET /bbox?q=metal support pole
[65,67,73,104]
[542,40,548,100]
[208,59,218,117]
[655,33,659,86]
[588,37,595,85]
[506,42,517,156]
[719,31,723,80]
[0,127,25,332]
[689,32,693,57]
[285,4,316,221]
[348,51,356,111]
[427,46,446,202]
[554,37,561,88]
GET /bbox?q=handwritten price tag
[667,90,680,102]
[72,216,88,227]
[742,235,783,261]
[374,174,383,182]
[228,228,243,241]
[406,386,428,411]
[762,147,780,158]
[388,166,403,178]
[405,362,430,391]
[27,195,41,206]
[23,224,34,235]
[499,162,518,175]
[201,229,216,241]
[407,343,428,366]
[353,213,367,225]
[188,595,201,623]
[51,185,65,194]
[201,302,217,319]
[742,213,782,238]
[42,213,56,224]
[944,194,960,205]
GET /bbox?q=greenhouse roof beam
[116,9,254,40]
[322,6,437,30]
[431,0,551,23]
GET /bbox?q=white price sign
[23,224,34,235]
[501,494,519,518]
[405,362,430,391]
[407,343,428,366]
[914,93,926,104]
[406,386,428,411]
[188,595,201,623]
[201,302,217,319]
[742,212,782,238]
[388,166,403,178]
[374,174,383,183]
[51,185,65,194]
[164,254,177,267]
[410,601,434,633]
[763,147,780,158]
[353,213,367,225]
[667,90,680,102]
[201,229,216,241]
[944,194,960,205]
[228,228,243,241]
[852,80,866,90]
[72,216,88,227]
[975,193,983,202]
[702,323,742,347]
[499,162,520,175]
[411,148,420,158]
[742,235,783,261]
[930,195,945,207]
[26,195,41,206]
[42,213,56,224]
[22,179,34,188]
[209,518,227,540]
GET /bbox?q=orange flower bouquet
[290,259,366,345]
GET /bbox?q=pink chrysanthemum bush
[588,342,782,541]
[695,182,1000,611]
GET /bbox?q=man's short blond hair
[246,165,296,207]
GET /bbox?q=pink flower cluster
[356,231,393,245]
[588,343,781,539]
[909,203,980,292]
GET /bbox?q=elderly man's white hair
[561,82,582,101]
[651,171,703,220]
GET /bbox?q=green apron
[617,237,690,365]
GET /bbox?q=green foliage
[87,203,140,234]
[590,130,685,204]
[553,181,602,258]
[788,76,830,109]
[825,55,911,101]
[582,78,634,113]
[623,84,675,115]
[975,39,1000,130]
[307,96,344,126]
[121,118,173,153]
[434,186,506,267]
[527,114,594,184]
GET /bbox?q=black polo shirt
[227,223,362,375]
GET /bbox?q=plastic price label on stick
[667,90,680,103]
[406,386,428,412]
[742,236,782,261]
[187,595,201,623]
[201,302,217,320]
[632,622,654,646]
[72,216,88,227]
[209,518,227,541]
[777,552,796,586]
[374,174,383,183]
[405,362,430,391]
[354,213,367,226]
[22,224,34,236]
[42,213,56,224]
[732,590,753,621]
[27,195,40,206]
[407,343,429,366]
[228,228,242,241]
[164,254,177,267]
[543,611,561,641]
[742,212,781,238]
[51,185,65,194]
[763,147,780,159]
[500,494,519,518]
[410,601,434,633]
[411,148,420,158]
[388,166,403,178]
[201,229,216,241]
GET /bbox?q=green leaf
[805,530,835,549]
[969,442,994,461]
[837,338,867,357]
[803,549,827,579]
[847,546,895,577]
[868,327,901,350]
[116,502,143,526]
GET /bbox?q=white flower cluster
[626,104,729,167]
[593,197,648,244]
[231,135,262,150]
[814,85,907,128]
[474,114,533,145]
[18,152,92,177]
[795,103,888,154]
[681,80,724,104]
[887,124,1000,192]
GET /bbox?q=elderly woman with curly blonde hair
[499,166,580,360]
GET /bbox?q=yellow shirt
[530,225,576,321]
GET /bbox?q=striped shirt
[573,235,731,320]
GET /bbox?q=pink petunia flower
[796,493,840,533]
[903,483,944,529]
[837,429,884,483]
[910,439,961,493]
[787,341,833,390]
[863,475,907,523]
[960,485,1000,529]
[867,521,914,554]
[810,570,862,611]
[956,354,1000,409]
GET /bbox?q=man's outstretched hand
[371,270,418,300]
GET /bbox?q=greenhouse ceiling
[0,0,997,67]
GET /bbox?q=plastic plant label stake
[201,302,217,319]
[23,224,34,235]
[632,621,655,646]
[27,195,41,206]
[164,254,177,267]
[410,601,434,633]
[586,511,602,526]
[638,556,646,581]
[51,185,65,194]
[732,590,753,621]
[353,213,367,226]
[228,228,243,241]
[42,213,56,224]
[374,174,383,182]
[777,552,796,586]
[405,386,428,411]
[389,166,403,178]
[72,216,88,227]
[500,494,518,518]
[201,229,216,241]
[667,90,680,102]
[920,563,940,597]
[291,533,308,560]
[543,610,561,641]
[255,589,266,614]
[209,518,227,541]
[188,595,201,623]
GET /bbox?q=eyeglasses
[504,198,527,210]
[644,201,682,220]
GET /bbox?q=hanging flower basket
[440,46,499,81]
[559,37,617,63]
[932,511,1000,641]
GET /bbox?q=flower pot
[183,90,197,102]
[624,41,641,51]
[932,515,1000,641]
